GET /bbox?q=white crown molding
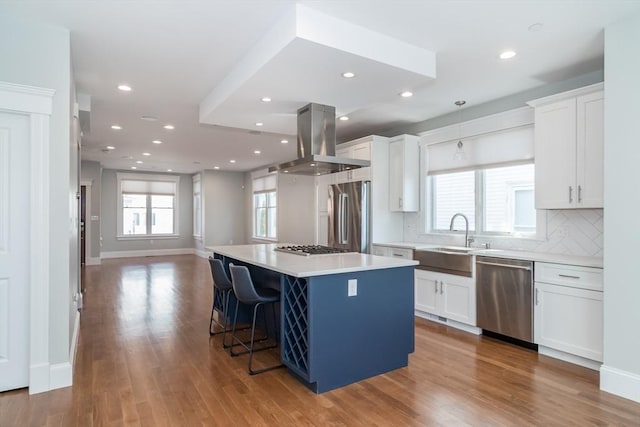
[526,82,604,108]
[0,82,55,115]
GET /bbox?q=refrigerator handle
[340,192,349,244]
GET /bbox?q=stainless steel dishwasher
[476,256,534,343]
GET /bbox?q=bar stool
[208,257,249,348]
[228,263,284,375]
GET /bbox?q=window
[252,173,277,240]
[117,173,180,238]
[193,174,202,239]
[429,164,536,236]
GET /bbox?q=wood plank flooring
[1,255,639,426]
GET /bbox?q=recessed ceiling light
[131,166,137,169]
[152,140,162,144]
[400,91,413,98]
[261,97,271,102]
[117,84,132,92]
[339,116,349,121]
[136,160,143,164]
[163,124,175,130]
[284,170,289,173]
[499,50,517,60]
[167,169,173,172]
[141,115,158,122]
[111,125,122,130]
[229,160,236,163]
[254,150,261,154]
[255,122,263,127]
[342,72,356,78]
[106,145,116,150]
[310,163,316,167]
[281,139,289,144]
[214,166,220,170]
[142,152,151,156]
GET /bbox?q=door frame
[0,82,54,394]
[80,180,96,265]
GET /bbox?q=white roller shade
[253,174,277,192]
[121,179,176,195]
[427,125,534,175]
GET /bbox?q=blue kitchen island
[208,244,417,393]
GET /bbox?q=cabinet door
[336,146,350,158]
[351,142,371,161]
[441,277,475,326]
[576,91,604,208]
[534,99,577,209]
[534,282,603,362]
[371,245,390,257]
[415,270,439,315]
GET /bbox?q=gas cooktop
[274,245,354,256]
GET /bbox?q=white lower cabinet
[415,269,476,326]
[534,262,603,365]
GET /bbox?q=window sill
[117,234,180,241]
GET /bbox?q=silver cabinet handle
[440,281,444,294]
[578,185,582,203]
[569,186,573,203]
[434,281,438,293]
[399,196,403,209]
[535,288,539,305]
[558,274,580,279]
[476,260,532,271]
[392,253,404,257]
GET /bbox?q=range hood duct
[268,103,370,175]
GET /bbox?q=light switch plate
[348,279,357,297]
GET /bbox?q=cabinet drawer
[389,247,413,259]
[535,262,602,291]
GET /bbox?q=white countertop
[206,244,418,277]
[374,242,603,268]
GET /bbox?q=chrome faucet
[449,213,473,247]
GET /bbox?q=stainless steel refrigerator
[328,181,371,253]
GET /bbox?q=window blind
[121,179,176,195]
[426,125,534,175]
[253,174,277,192]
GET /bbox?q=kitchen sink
[413,247,474,277]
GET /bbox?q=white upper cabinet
[528,83,603,209]
[388,134,419,212]
[336,140,371,161]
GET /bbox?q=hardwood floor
[1,255,639,426]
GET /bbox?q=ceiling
[1,0,638,174]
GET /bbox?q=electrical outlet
[348,279,357,297]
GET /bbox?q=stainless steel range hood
[268,103,370,175]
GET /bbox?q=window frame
[424,163,546,240]
[192,174,202,240]
[253,189,277,240]
[116,173,180,240]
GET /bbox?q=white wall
[199,170,246,252]
[81,160,102,258]
[0,14,74,367]
[100,169,193,254]
[277,174,316,244]
[601,11,640,403]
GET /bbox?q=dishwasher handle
[476,260,532,271]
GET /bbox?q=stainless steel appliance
[274,245,353,256]
[476,256,534,343]
[268,103,370,175]
[328,181,370,253]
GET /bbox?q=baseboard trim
[600,364,640,403]
[29,363,50,395]
[194,249,209,259]
[414,311,481,335]
[538,346,601,371]
[49,362,72,390]
[70,310,80,368]
[101,248,195,259]
[85,256,101,265]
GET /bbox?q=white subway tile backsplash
[403,208,603,257]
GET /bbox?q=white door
[0,111,30,391]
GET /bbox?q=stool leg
[247,302,284,376]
